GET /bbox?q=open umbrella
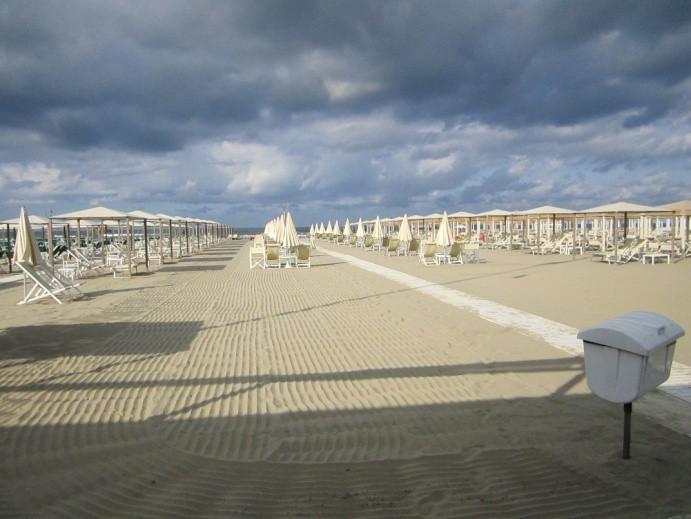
[13,207,42,267]
[435,211,453,250]
[398,214,412,243]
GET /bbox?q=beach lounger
[265,245,281,268]
[296,244,311,268]
[337,234,344,245]
[419,243,437,266]
[406,238,420,256]
[16,260,82,305]
[385,238,400,256]
[249,243,266,269]
[364,236,374,251]
[463,243,480,263]
[449,242,463,264]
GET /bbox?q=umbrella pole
[6,223,11,273]
[144,219,149,270]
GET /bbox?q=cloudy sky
[1,1,691,226]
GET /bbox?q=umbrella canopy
[343,218,352,237]
[282,212,300,249]
[333,219,341,235]
[326,220,333,235]
[356,218,365,238]
[372,216,383,239]
[309,224,315,236]
[319,222,325,234]
[398,214,413,242]
[13,207,42,266]
[435,211,453,248]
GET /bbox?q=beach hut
[128,210,162,269]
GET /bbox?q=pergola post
[143,218,149,270]
[127,218,132,277]
[6,223,11,273]
[185,221,190,255]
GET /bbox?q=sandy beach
[1,241,691,517]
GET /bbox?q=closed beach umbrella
[398,214,413,243]
[13,207,42,266]
[333,219,341,235]
[435,211,453,248]
[356,218,365,238]
[372,216,383,240]
[282,212,300,249]
[319,222,325,234]
[343,218,352,237]
[326,220,333,236]
[309,224,315,236]
[275,214,285,244]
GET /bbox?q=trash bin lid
[577,311,685,355]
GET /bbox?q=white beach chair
[419,243,437,266]
[296,245,311,268]
[449,242,464,264]
[249,243,266,269]
[16,260,82,305]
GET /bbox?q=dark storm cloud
[2,0,691,151]
[1,0,691,225]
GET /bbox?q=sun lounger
[265,245,281,268]
[16,260,82,304]
[406,238,420,256]
[449,242,463,264]
[296,244,311,268]
[463,243,480,263]
[385,238,400,256]
[419,243,437,266]
[249,243,266,269]
[364,236,374,251]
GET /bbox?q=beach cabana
[514,205,575,251]
[52,206,133,275]
[657,200,691,251]
[128,210,162,269]
[449,211,474,240]
[473,209,511,241]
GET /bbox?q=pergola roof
[581,202,658,213]
[450,211,475,217]
[128,210,161,220]
[517,205,574,215]
[656,200,691,212]
[1,214,49,226]
[54,206,129,219]
[476,209,511,216]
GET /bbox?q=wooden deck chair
[249,243,266,269]
[449,242,463,264]
[296,244,311,268]
[337,234,344,245]
[265,245,281,268]
[348,235,357,247]
[16,260,82,305]
[385,238,400,256]
[419,243,437,266]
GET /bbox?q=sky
[1,0,691,227]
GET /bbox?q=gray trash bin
[577,311,684,458]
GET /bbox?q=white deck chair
[16,260,82,305]
[249,241,266,269]
[296,245,311,268]
[419,243,437,266]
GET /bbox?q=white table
[642,253,670,265]
[435,253,450,265]
[280,254,297,268]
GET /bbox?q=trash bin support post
[623,402,632,459]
